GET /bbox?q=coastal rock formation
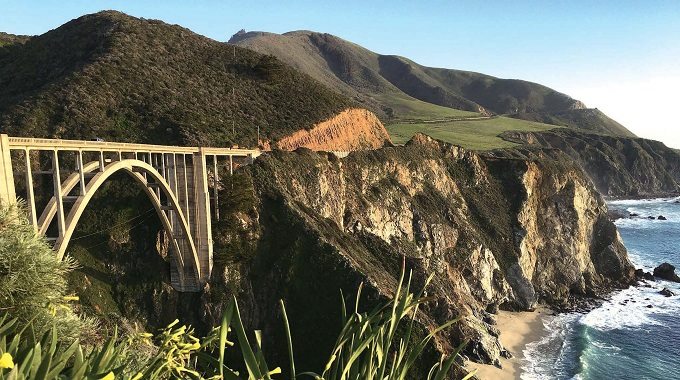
[501,129,680,198]
[210,134,635,376]
[275,108,391,151]
[653,263,680,282]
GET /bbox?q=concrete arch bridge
[0,134,260,292]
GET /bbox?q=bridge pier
[0,134,259,292]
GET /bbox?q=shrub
[0,201,94,343]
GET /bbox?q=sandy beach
[466,308,548,380]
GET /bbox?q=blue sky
[2,0,680,147]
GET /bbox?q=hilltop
[230,30,635,138]
[0,32,30,47]
[0,11,389,149]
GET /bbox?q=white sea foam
[626,249,655,270]
[521,313,580,380]
[590,340,621,352]
[580,282,680,331]
[608,197,680,206]
[521,198,680,379]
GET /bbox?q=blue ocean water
[521,197,680,380]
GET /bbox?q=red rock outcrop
[276,108,391,152]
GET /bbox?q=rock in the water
[653,263,680,282]
[659,287,675,297]
[647,216,656,220]
[629,213,639,217]
[658,215,667,220]
[635,268,655,281]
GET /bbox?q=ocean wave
[521,313,581,380]
[580,283,680,332]
[522,199,680,379]
[608,197,680,205]
[626,250,655,270]
[589,340,621,352]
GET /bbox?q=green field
[378,93,480,120]
[386,116,559,150]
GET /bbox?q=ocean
[521,197,680,380]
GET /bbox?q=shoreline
[466,307,548,380]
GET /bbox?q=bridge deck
[6,136,261,157]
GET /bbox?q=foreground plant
[0,201,93,343]
[0,268,474,379]
[289,270,474,380]
[0,201,473,379]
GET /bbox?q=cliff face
[501,129,680,198]
[276,108,391,151]
[208,134,634,375]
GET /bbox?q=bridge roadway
[0,134,260,291]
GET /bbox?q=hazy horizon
[3,0,679,147]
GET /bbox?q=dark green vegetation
[0,199,468,379]
[0,202,93,344]
[0,11,353,147]
[0,32,30,47]
[230,30,635,145]
[511,107,635,137]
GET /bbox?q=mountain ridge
[230,29,635,137]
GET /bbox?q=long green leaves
[299,271,463,380]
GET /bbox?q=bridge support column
[0,135,16,204]
[193,149,213,284]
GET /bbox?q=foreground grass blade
[280,300,296,380]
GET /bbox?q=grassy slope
[378,92,479,119]
[387,117,558,150]
[511,108,636,137]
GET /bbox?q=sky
[2,0,680,147]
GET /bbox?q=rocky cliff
[207,134,634,376]
[275,108,391,151]
[501,129,680,198]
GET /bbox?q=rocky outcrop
[501,129,680,198]
[275,108,391,152]
[654,263,680,282]
[210,134,634,376]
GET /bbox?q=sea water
[521,197,680,380]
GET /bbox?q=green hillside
[231,29,635,146]
[230,30,485,120]
[387,116,558,150]
[0,32,30,47]
[0,12,353,147]
[511,108,635,137]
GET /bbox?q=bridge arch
[53,159,201,290]
[0,134,261,292]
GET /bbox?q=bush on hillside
[0,201,94,343]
